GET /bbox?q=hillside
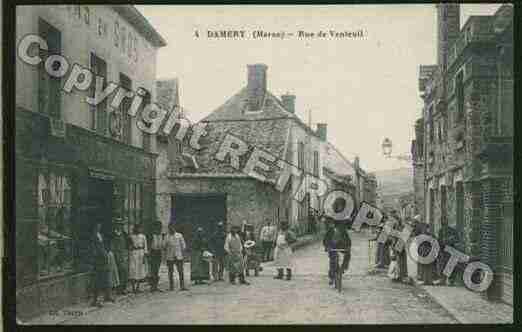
[372,167,413,198]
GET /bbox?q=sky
[137,4,502,172]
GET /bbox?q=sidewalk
[417,283,513,324]
[370,240,513,324]
[23,233,321,325]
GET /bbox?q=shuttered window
[120,73,132,144]
[38,19,61,118]
[90,53,107,133]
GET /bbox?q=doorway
[172,193,226,253]
[86,177,114,239]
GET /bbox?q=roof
[177,118,291,177]
[202,88,295,122]
[111,6,167,48]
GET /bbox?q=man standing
[210,221,227,281]
[111,218,129,295]
[323,219,351,285]
[224,225,250,285]
[164,223,188,291]
[148,220,164,292]
[91,223,114,307]
[260,220,272,262]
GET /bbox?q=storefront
[15,108,157,319]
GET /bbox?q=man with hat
[111,217,130,295]
[210,221,227,281]
[224,225,250,285]
[323,218,351,285]
[148,220,164,292]
[164,222,188,291]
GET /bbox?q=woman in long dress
[191,227,210,285]
[129,224,148,293]
[273,222,296,281]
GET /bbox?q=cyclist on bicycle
[323,218,352,285]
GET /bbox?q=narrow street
[62,231,457,324]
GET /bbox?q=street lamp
[382,138,393,157]
[381,137,412,162]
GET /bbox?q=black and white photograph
[6,2,515,326]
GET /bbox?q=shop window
[90,53,107,133]
[38,172,73,277]
[38,19,61,118]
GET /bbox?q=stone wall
[166,177,280,234]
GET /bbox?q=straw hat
[244,240,256,249]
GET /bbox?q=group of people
[89,219,188,307]
[372,210,410,283]
[372,210,464,286]
[89,217,297,307]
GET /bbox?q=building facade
[156,64,375,247]
[15,5,166,318]
[415,4,513,304]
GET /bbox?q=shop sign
[89,168,115,181]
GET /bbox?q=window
[498,58,514,136]
[298,142,305,170]
[125,183,143,228]
[429,188,435,229]
[313,151,319,177]
[456,181,464,235]
[120,74,132,144]
[90,54,107,133]
[456,70,464,124]
[141,88,152,152]
[38,19,61,118]
[38,172,73,277]
[428,105,434,143]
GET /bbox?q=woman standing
[273,222,296,281]
[392,212,408,283]
[129,224,148,293]
[191,227,210,285]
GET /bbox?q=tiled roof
[202,88,296,122]
[181,118,292,176]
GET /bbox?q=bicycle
[329,249,348,293]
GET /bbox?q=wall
[16,5,159,151]
[286,121,323,229]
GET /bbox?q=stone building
[156,64,375,248]
[15,5,166,318]
[414,4,513,304]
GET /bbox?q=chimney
[281,94,296,113]
[436,4,460,73]
[247,64,268,112]
[316,123,327,141]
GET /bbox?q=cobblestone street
[60,231,457,324]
